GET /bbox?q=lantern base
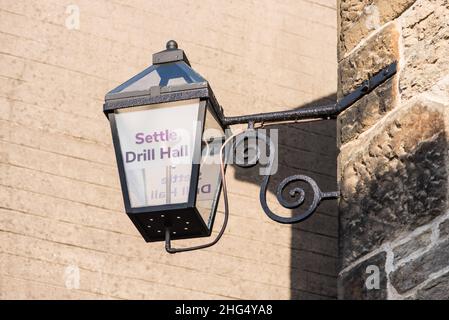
[128,208,211,242]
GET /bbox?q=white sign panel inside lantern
[114,99,200,208]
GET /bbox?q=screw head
[166,40,178,50]
[361,80,370,92]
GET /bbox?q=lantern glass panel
[114,99,201,208]
[197,107,226,229]
[108,61,206,96]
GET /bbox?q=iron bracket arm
[220,62,397,126]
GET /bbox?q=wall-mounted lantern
[104,41,397,253]
[104,40,228,244]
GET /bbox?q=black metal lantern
[104,40,398,253]
[104,41,228,242]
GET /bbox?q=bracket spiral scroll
[234,129,339,224]
[265,174,339,224]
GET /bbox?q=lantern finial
[166,40,178,50]
[151,40,189,65]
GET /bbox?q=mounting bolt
[361,80,370,93]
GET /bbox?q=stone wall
[338,0,449,299]
[0,1,338,299]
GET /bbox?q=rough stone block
[339,22,400,96]
[338,77,398,145]
[339,252,387,300]
[400,0,449,100]
[390,238,449,293]
[393,230,431,263]
[439,219,449,239]
[339,100,448,267]
[339,0,415,57]
[417,271,449,300]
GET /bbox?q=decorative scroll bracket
[224,62,397,224]
[164,62,397,254]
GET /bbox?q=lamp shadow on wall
[231,93,339,300]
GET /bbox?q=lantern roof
[105,40,208,101]
[103,41,224,122]
[105,61,208,100]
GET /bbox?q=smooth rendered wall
[0,0,337,299]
